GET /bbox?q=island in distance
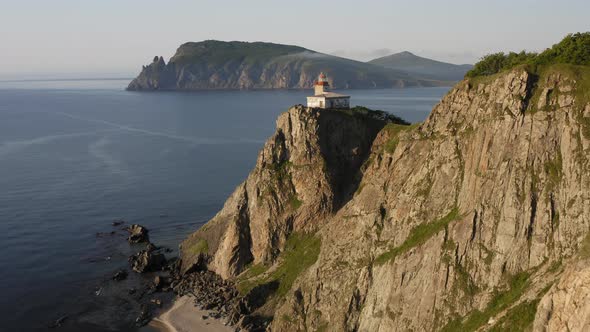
[127,40,471,91]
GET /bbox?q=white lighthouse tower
[306,72,350,109]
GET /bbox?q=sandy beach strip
[143,295,233,332]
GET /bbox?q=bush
[466,52,537,77]
[466,32,590,77]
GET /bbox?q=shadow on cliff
[317,109,404,211]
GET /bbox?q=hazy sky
[1,0,588,78]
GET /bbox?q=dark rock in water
[135,304,151,327]
[152,275,170,291]
[48,315,68,328]
[129,248,166,273]
[127,224,149,243]
[128,288,137,295]
[112,269,128,281]
[112,220,125,226]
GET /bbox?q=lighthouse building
[306,73,350,109]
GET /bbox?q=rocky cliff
[127,40,445,91]
[180,63,590,331]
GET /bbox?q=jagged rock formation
[127,40,446,91]
[180,63,590,331]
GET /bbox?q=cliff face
[181,64,590,331]
[126,41,445,91]
[180,106,389,278]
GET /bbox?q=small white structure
[306,73,350,109]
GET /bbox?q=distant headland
[126,40,471,91]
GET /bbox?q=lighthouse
[314,72,330,95]
[306,72,350,109]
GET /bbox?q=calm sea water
[0,79,449,331]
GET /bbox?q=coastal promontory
[126,40,448,91]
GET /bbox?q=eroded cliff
[180,64,590,331]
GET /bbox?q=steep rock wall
[181,65,590,331]
[180,106,388,279]
[272,67,590,331]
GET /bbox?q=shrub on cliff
[466,32,590,77]
[466,51,536,77]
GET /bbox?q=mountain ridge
[126,40,451,91]
[368,50,473,81]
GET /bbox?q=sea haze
[0,79,449,331]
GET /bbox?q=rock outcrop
[127,224,149,243]
[180,64,590,331]
[129,245,167,273]
[534,259,590,331]
[127,40,445,91]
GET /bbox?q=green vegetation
[185,238,208,256]
[236,233,321,297]
[466,51,537,77]
[335,106,410,125]
[271,160,293,183]
[382,123,417,154]
[488,300,540,332]
[543,151,563,192]
[172,40,307,66]
[441,271,532,332]
[480,245,496,266]
[579,232,590,259]
[281,314,294,324]
[289,195,303,210]
[454,263,480,297]
[235,263,270,294]
[316,322,329,332]
[466,32,590,77]
[375,207,459,265]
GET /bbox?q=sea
[0,78,450,331]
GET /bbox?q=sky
[0,0,588,79]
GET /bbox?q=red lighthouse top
[314,72,329,86]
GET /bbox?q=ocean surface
[0,79,450,331]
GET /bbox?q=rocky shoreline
[120,223,249,330]
[128,224,271,331]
